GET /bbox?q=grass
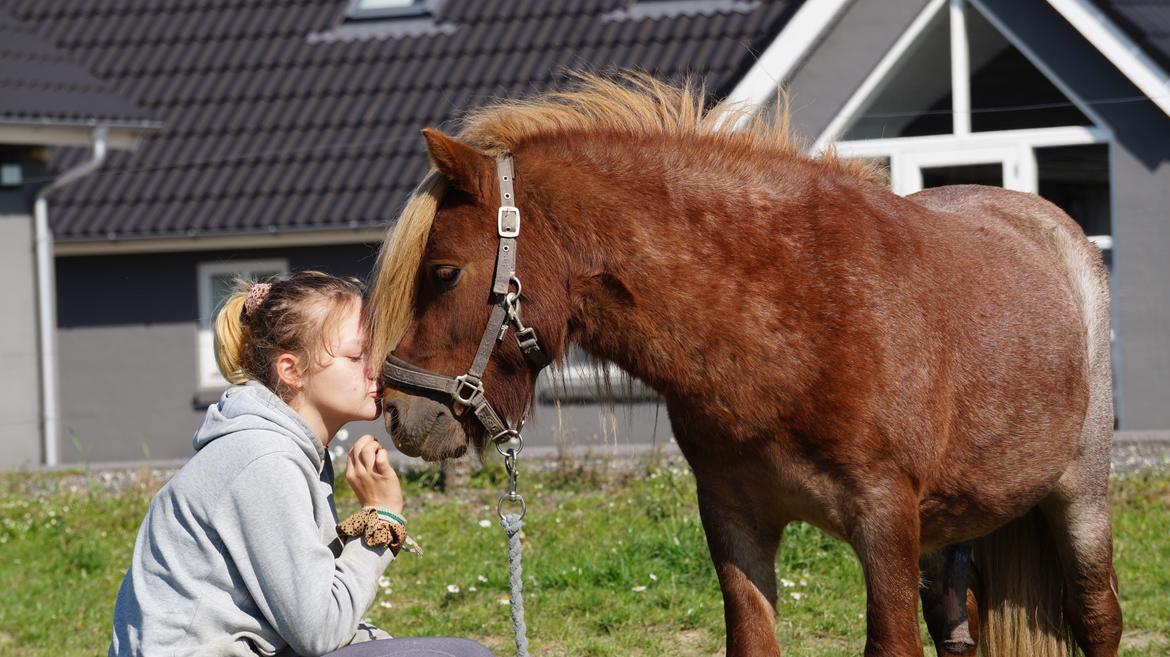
[0,456,1166,656]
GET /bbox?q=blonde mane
[367,71,878,363]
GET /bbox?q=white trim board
[0,124,150,150]
[1047,0,1170,120]
[55,227,387,256]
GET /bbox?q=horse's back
[908,184,1108,363]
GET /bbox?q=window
[347,0,432,20]
[536,345,658,404]
[197,259,288,389]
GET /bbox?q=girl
[108,271,493,657]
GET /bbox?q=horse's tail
[974,509,1075,657]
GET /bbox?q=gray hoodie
[109,381,395,657]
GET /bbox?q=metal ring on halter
[505,276,522,312]
[493,429,524,456]
[497,493,527,520]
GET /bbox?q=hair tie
[243,282,272,317]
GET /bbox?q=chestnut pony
[367,74,1120,657]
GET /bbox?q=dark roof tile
[3,0,798,240]
[0,8,154,125]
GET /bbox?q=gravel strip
[12,440,1169,498]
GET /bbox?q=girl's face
[300,300,381,430]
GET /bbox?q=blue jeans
[320,637,496,657]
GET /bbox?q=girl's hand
[345,434,404,515]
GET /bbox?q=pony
[366,72,1121,657]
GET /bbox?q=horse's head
[368,129,568,461]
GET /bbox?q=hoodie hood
[193,380,326,472]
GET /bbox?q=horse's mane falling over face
[364,70,880,366]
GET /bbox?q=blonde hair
[214,270,365,396]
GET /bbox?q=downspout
[34,126,108,467]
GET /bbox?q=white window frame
[197,259,289,390]
[347,0,432,20]
[816,0,1115,252]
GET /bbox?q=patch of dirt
[1120,629,1169,652]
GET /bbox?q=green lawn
[0,456,1165,656]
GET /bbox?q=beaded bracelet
[366,506,407,527]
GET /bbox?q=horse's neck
[534,147,819,401]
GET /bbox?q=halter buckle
[453,374,484,406]
[515,326,540,353]
[497,206,520,238]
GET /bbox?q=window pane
[211,274,236,316]
[920,163,1003,188]
[1036,144,1111,270]
[968,5,1091,131]
[357,0,416,8]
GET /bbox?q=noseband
[382,154,550,447]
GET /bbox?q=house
[0,0,799,467]
[0,8,158,470]
[2,0,1167,469]
[726,0,1170,431]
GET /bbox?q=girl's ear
[421,128,493,200]
[274,352,303,391]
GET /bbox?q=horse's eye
[431,265,462,288]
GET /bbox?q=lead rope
[497,438,530,657]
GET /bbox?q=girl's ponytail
[214,290,251,385]
[209,272,364,397]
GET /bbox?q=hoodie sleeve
[211,452,395,657]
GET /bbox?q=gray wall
[53,244,668,466]
[0,146,51,470]
[975,0,1170,429]
[55,244,386,463]
[784,0,1170,430]
[0,213,42,470]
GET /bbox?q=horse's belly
[917,436,1076,548]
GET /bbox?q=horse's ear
[421,128,491,199]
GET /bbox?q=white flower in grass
[780,578,795,588]
[379,600,393,609]
[477,575,488,583]
[378,576,391,589]
[631,585,647,593]
[446,584,461,594]
[468,586,477,592]
[800,579,807,587]
[790,592,802,601]
[649,573,658,581]
[498,595,511,605]
[479,519,492,528]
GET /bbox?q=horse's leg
[920,543,979,657]
[695,479,785,657]
[1040,478,1123,657]
[848,482,925,657]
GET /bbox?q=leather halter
[381,154,551,445]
